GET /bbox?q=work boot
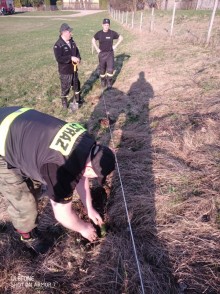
[75,92,83,106]
[101,77,107,88]
[15,227,40,241]
[15,228,51,254]
[61,97,68,109]
[106,77,112,89]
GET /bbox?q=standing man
[92,18,123,89]
[54,23,82,110]
[0,106,115,252]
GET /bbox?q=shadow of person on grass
[80,71,178,293]
[112,53,130,86]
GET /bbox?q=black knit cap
[91,145,115,185]
[60,23,73,33]
[103,18,110,25]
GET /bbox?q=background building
[62,0,100,10]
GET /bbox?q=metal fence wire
[109,5,220,47]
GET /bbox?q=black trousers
[60,73,81,98]
[98,51,114,76]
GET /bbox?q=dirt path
[10,9,105,18]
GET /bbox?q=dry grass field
[0,10,220,294]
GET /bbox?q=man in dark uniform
[0,107,115,251]
[92,18,123,89]
[54,23,82,110]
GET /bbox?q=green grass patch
[0,12,131,111]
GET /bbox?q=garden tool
[70,62,79,112]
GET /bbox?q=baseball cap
[103,18,110,25]
[60,23,73,33]
[91,145,115,185]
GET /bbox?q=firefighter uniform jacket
[93,29,119,52]
[0,107,95,203]
[53,37,81,75]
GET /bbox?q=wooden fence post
[196,0,200,10]
[150,7,155,32]
[131,11,134,29]
[126,11,128,26]
[206,0,218,44]
[140,12,143,31]
[170,1,177,37]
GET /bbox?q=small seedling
[100,224,107,238]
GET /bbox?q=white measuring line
[100,88,145,294]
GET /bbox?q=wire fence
[109,6,220,47]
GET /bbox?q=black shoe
[101,78,106,88]
[77,99,84,108]
[61,98,68,109]
[16,228,51,254]
[15,227,40,241]
[106,78,112,89]
[26,238,53,255]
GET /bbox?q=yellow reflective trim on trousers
[49,123,86,156]
[0,108,31,156]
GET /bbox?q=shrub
[99,0,108,9]
[14,0,22,7]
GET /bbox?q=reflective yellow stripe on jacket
[0,108,31,156]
